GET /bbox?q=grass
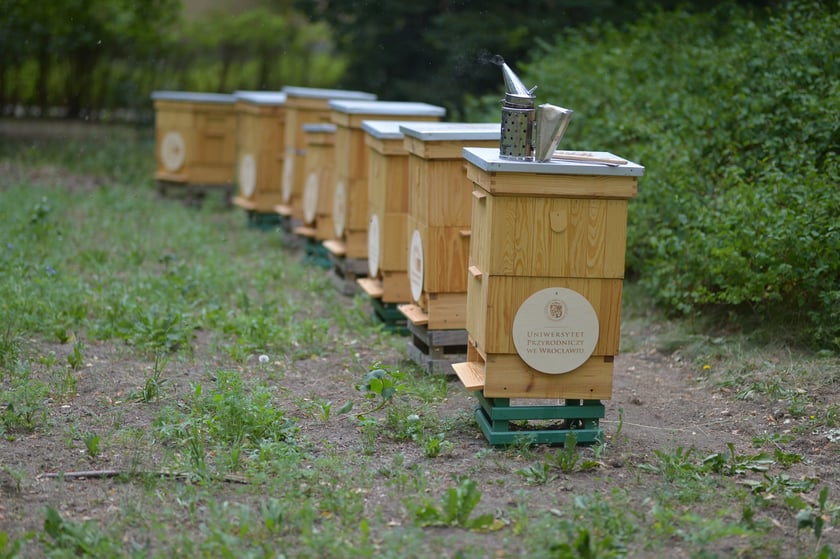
[1,127,838,558]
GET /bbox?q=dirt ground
[0,130,838,556]
[1,312,838,556]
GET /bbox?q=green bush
[0,3,347,118]
[472,2,839,349]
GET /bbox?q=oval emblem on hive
[239,153,256,198]
[281,153,294,203]
[368,214,380,278]
[408,229,424,303]
[303,171,319,224]
[160,131,186,172]
[512,287,599,374]
[333,180,347,238]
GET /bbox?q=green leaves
[795,487,839,545]
[508,2,840,350]
[0,364,49,435]
[516,432,601,485]
[0,534,19,559]
[354,366,406,415]
[409,478,502,531]
[702,443,774,476]
[154,370,298,478]
[42,506,122,557]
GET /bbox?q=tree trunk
[0,61,7,115]
[217,44,236,92]
[66,49,100,119]
[36,50,51,116]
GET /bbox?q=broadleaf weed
[408,477,502,531]
[83,432,101,459]
[66,339,84,370]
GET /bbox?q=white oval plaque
[512,287,599,374]
[333,180,347,238]
[281,153,294,203]
[239,153,256,198]
[302,171,319,224]
[160,131,185,172]
[368,214,380,278]
[409,229,424,303]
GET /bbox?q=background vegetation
[466,1,839,351]
[0,0,345,120]
[2,0,782,119]
[1,2,837,345]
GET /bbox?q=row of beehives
[150,86,645,406]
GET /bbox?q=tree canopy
[292,0,784,116]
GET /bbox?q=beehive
[355,120,430,304]
[325,101,446,261]
[396,123,501,330]
[232,91,286,213]
[276,87,376,222]
[299,123,337,241]
[152,91,237,186]
[453,147,645,400]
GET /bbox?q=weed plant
[408,477,502,531]
[0,362,49,436]
[154,370,298,479]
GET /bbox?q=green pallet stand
[302,237,332,269]
[473,392,604,446]
[246,210,282,231]
[370,298,409,335]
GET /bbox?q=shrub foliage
[0,1,346,119]
[487,2,839,349]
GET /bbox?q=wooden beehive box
[355,120,437,304]
[325,101,446,261]
[152,91,237,186]
[232,91,286,213]
[453,147,645,400]
[298,123,337,241]
[275,87,376,222]
[396,123,501,330]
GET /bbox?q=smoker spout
[501,63,536,99]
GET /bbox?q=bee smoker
[499,63,537,160]
[498,62,574,162]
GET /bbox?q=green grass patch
[2,126,838,558]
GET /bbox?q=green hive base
[246,210,282,231]
[473,393,604,446]
[302,237,332,269]
[370,298,409,335]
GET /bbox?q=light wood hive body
[364,125,411,302]
[328,102,445,260]
[153,93,237,186]
[302,125,337,240]
[402,124,501,329]
[457,147,643,400]
[232,93,286,212]
[279,87,377,220]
